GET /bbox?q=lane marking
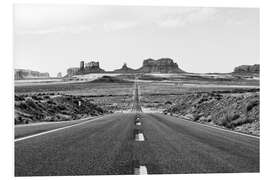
[14,116,95,127]
[14,115,108,142]
[134,166,148,175]
[135,133,145,141]
[173,115,260,139]
[136,121,142,126]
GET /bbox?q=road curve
[15,113,259,176]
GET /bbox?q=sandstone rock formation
[66,67,80,77]
[82,61,105,74]
[66,61,105,76]
[137,58,184,73]
[66,58,184,76]
[57,72,62,78]
[15,69,50,80]
[233,64,259,74]
[113,63,136,73]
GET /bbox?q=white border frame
[1,0,269,180]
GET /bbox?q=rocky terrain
[14,66,260,132]
[65,59,260,77]
[137,58,184,73]
[67,62,105,77]
[233,64,259,74]
[14,93,108,124]
[15,69,50,80]
[66,58,184,76]
[113,63,136,73]
[163,90,259,135]
[91,75,131,83]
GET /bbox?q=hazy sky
[14,5,259,76]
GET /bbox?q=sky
[14,5,259,77]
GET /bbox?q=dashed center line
[135,132,145,141]
[134,165,148,175]
[133,115,147,174]
[136,121,142,126]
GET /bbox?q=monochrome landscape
[14,5,259,176]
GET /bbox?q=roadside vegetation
[163,90,259,135]
[14,74,260,135]
[15,93,109,124]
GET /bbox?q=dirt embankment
[164,90,259,135]
[91,76,131,83]
[15,93,109,124]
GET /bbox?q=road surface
[131,78,142,112]
[15,80,259,176]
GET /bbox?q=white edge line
[14,116,106,142]
[176,115,260,139]
[15,116,97,127]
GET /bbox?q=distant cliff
[66,61,105,76]
[15,69,50,80]
[113,63,136,73]
[66,58,185,76]
[233,64,259,74]
[137,58,184,73]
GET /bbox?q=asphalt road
[15,112,259,176]
[15,116,101,139]
[131,78,142,112]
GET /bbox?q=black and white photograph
[12,2,260,177]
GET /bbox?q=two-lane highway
[15,112,259,176]
[131,77,142,112]
[15,80,259,176]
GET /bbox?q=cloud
[15,21,138,35]
[15,25,94,35]
[157,7,218,28]
[103,21,137,32]
[158,18,180,27]
[15,6,253,35]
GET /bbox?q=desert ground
[14,73,259,135]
